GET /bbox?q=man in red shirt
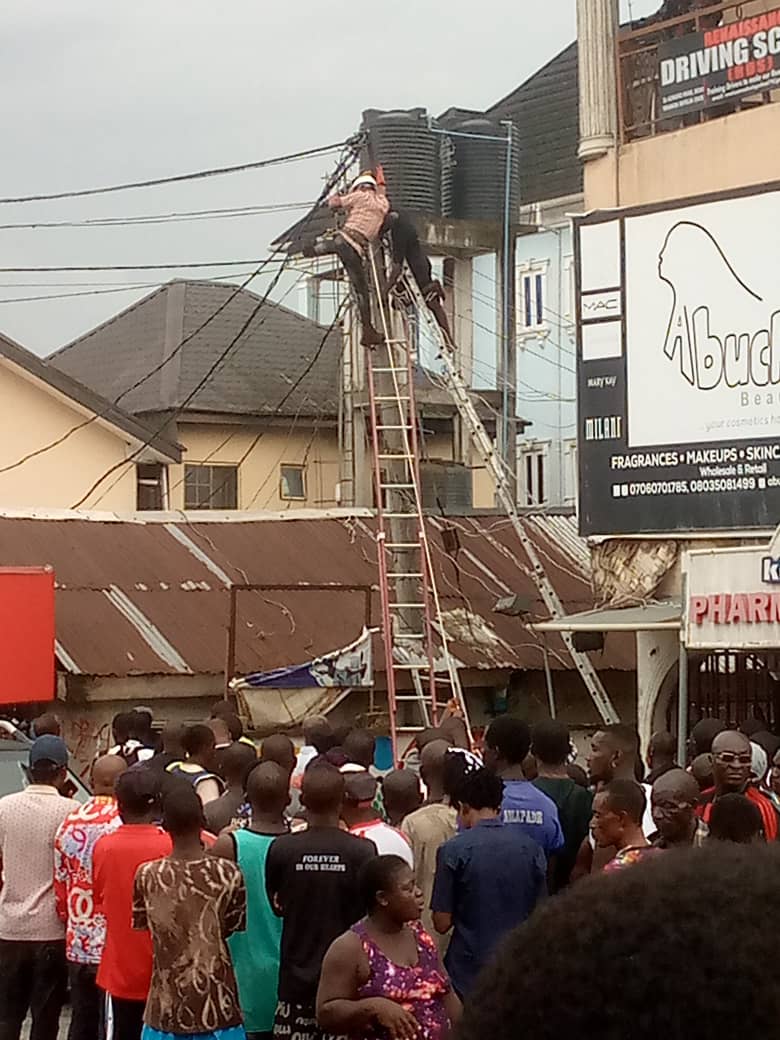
[93,767,170,1040]
[697,730,778,840]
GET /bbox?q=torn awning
[533,601,681,633]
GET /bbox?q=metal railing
[617,1,777,141]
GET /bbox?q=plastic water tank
[448,117,519,223]
[361,108,440,215]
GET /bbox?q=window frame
[135,462,168,511]
[517,441,550,507]
[516,259,550,340]
[183,463,238,510]
[279,464,306,501]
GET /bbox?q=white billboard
[625,188,780,448]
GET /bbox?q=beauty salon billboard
[575,181,780,536]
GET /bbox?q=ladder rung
[372,367,407,373]
[395,633,425,639]
[393,664,430,671]
[376,424,413,430]
[375,396,411,402]
[383,512,419,518]
[386,542,420,548]
[383,339,408,345]
[380,483,416,490]
[395,695,436,702]
[389,572,424,578]
[389,603,426,609]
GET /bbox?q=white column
[577,0,618,160]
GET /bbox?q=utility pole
[498,120,517,502]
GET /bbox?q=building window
[136,463,167,511]
[563,439,578,505]
[521,270,545,330]
[518,443,549,507]
[280,464,306,500]
[184,464,238,510]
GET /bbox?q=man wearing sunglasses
[696,730,778,840]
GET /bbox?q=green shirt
[533,777,593,892]
[228,830,283,1032]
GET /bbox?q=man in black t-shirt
[265,762,376,1040]
[382,210,454,348]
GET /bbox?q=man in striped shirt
[311,172,389,347]
[696,730,778,840]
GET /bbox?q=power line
[0,140,354,205]
[71,146,359,508]
[0,259,285,273]
[0,201,314,231]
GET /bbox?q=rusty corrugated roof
[0,513,634,678]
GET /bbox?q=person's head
[711,730,752,794]
[772,748,780,797]
[112,711,134,746]
[342,770,378,826]
[220,741,257,789]
[415,727,451,753]
[591,779,646,850]
[92,754,128,797]
[32,713,61,738]
[28,735,69,790]
[751,741,769,785]
[360,855,421,924]
[483,717,531,773]
[301,762,345,819]
[129,708,153,743]
[261,733,296,777]
[207,717,232,748]
[210,699,235,721]
[161,721,186,756]
[161,782,204,841]
[342,729,376,770]
[708,793,764,844]
[531,719,571,768]
[381,770,422,826]
[587,725,640,785]
[420,739,451,795]
[651,768,700,845]
[691,752,714,791]
[352,171,378,193]
[182,724,216,769]
[457,845,780,1040]
[648,731,677,768]
[115,766,161,823]
[739,715,765,738]
[325,747,349,769]
[689,717,726,757]
[566,762,589,788]
[751,730,780,758]
[303,715,335,754]
[246,762,290,819]
[452,767,504,829]
[443,747,482,801]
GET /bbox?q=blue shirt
[500,779,564,854]
[431,817,546,996]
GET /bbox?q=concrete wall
[169,422,342,511]
[585,102,780,211]
[515,222,578,507]
[0,361,141,511]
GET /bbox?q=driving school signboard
[659,9,780,117]
[575,181,780,536]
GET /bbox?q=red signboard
[0,568,55,704]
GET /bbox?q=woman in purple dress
[317,855,461,1040]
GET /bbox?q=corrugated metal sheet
[0,513,634,678]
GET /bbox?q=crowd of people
[0,702,779,1040]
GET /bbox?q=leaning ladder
[365,253,473,762]
[402,272,620,726]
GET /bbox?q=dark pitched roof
[487,42,582,205]
[49,280,341,420]
[0,331,181,461]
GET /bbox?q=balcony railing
[618,1,778,141]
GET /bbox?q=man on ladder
[309,171,389,346]
[383,209,454,349]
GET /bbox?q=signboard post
[576,180,780,536]
[0,567,55,704]
[659,10,780,119]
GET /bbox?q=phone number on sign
[624,477,758,496]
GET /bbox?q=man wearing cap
[0,735,78,1040]
[311,172,390,347]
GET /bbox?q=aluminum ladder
[401,271,620,725]
[365,252,473,762]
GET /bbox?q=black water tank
[448,117,519,223]
[361,108,440,216]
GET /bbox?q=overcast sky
[0,0,656,355]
